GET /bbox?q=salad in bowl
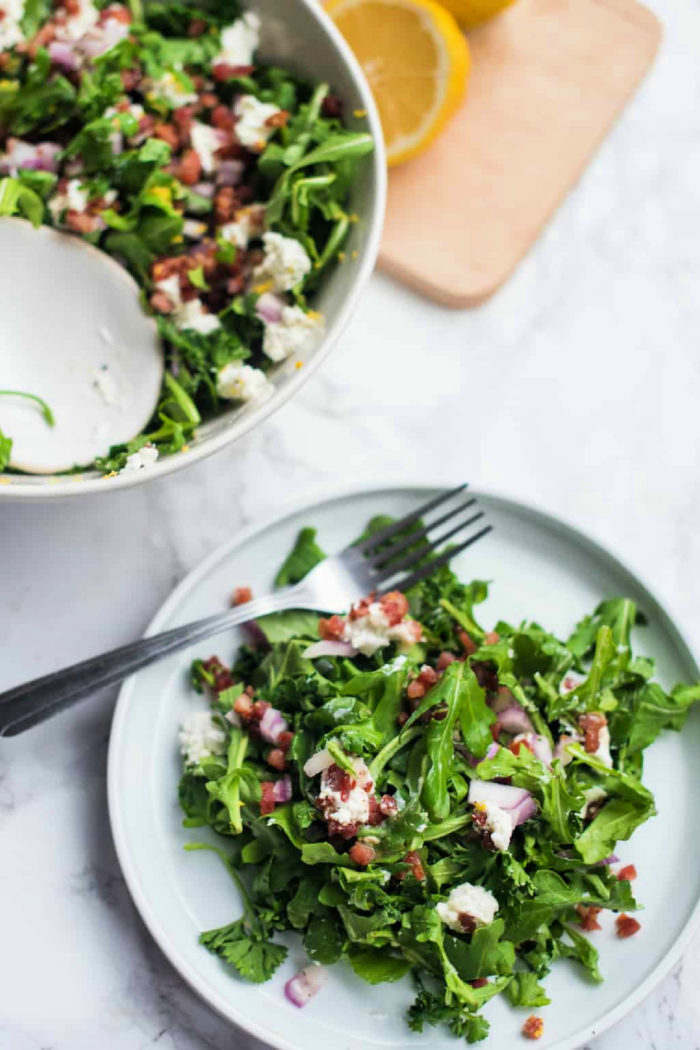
[0,0,382,489]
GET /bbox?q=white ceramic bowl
[0,0,385,500]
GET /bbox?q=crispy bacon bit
[265,109,289,129]
[484,631,500,645]
[367,796,383,826]
[100,3,132,23]
[233,694,254,720]
[214,185,238,224]
[579,712,607,754]
[252,699,271,722]
[457,912,477,934]
[396,710,409,727]
[202,656,234,693]
[490,721,501,742]
[457,630,477,655]
[405,850,426,881]
[213,61,255,81]
[327,818,358,840]
[321,94,344,118]
[178,148,203,186]
[260,781,276,815]
[318,614,345,641]
[522,1016,544,1040]
[349,841,376,866]
[379,794,398,817]
[188,17,208,35]
[616,914,641,938]
[323,763,355,802]
[576,904,602,931]
[407,679,426,701]
[617,864,637,882]
[153,122,179,149]
[380,590,409,625]
[437,650,458,672]
[468,978,489,989]
[509,738,534,757]
[231,586,253,607]
[267,748,286,771]
[66,211,102,234]
[121,68,141,91]
[211,104,235,130]
[277,731,294,754]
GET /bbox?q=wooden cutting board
[378,0,661,307]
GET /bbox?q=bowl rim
[0,0,387,501]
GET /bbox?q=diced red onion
[302,639,357,660]
[497,705,534,735]
[256,291,286,325]
[48,40,80,70]
[468,779,532,811]
[217,158,244,186]
[225,708,241,726]
[192,181,215,199]
[284,965,327,1008]
[598,854,619,866]
[272,775,292,803]
[303,747,334,778]
[463,741,501,767]
[1,139,61,174]
[79,18,129,58]
[259,706,288,744]
[510,794,538,827]
[513,733,553,766]
[489,685,515,714]
[109,130,124,156]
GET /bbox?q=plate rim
[107,478,700,1050]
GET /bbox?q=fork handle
[0,588,309,737]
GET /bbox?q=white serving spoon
[0,217,164,474]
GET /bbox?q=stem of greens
[369,726,422,780]
[163,371,201,426]
[422,812,472,842]
[0,390,55,426]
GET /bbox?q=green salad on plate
[177,515,700,1043]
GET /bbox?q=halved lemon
[326,0,471,166]
[439,0,517,30]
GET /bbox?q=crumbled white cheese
[436,882,499,933]
[152,71,198,107]
[343,603,420,657]
[262,305,323,362]
[176,298,222,335]
[179,711,227,766]
[480,802,513,852]
[219,203,266,249]
[0,0,25,48]
[190,121,223,173]
[318,756,373,826]
[581,785,607,818]
[253,232,312,293]
[56,0,100,40]
[120,444,159,475]
[217,11,260,66]
[234,94,281,152]
[216,361,274,403]
[183,219,208,240]
[48,178,89,222]
[592,725,613,768]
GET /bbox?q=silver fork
[0,485,492,737]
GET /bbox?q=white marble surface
[2,0,700,1044]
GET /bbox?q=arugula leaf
[274,527,326,587]
[505,971,551,1007]
[256,609,320,644]
[348,949,411,984]
[0,177,45,226]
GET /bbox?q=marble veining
[2,0,700,1044]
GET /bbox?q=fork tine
[370,510,486,583]
[352,483,468,553]
[384,524,493,594]
[369,496,478,569]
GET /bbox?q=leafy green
[274,527,326,587]
[178,511,700,1044]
